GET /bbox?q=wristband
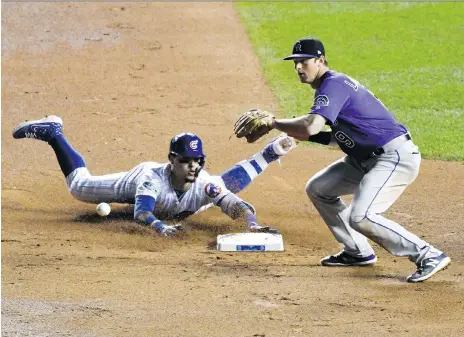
[150,219,164,231]
[146,214,157,224]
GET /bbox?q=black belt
[370,134,412,157]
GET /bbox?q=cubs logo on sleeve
[204,183,222,199]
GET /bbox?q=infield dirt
[2,3,464,337]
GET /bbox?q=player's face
[293,58,319,84]
[171,156,203,183]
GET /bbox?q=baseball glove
[233,109,275,143]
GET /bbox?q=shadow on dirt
[206,240,217,250]
[352,272,405,283]
[73,210,133,223]
[71,210,234,241]
[182,220,233,235]
[72,210,155,236]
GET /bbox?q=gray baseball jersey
[66,162,226,220]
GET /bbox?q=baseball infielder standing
[233,37,450,283]
[13,115,294,236]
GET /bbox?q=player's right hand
[160,224,183,236]
[151,220,182,236]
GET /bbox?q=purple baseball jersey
[309,70,407,161]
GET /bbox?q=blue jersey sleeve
[134,194,157,224]
[309,80,350,125]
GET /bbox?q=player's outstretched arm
[233,108,327,143]
[272,114,327,141]
[216,193,280,234]
[220,134,296,194]
[134,195,181,236]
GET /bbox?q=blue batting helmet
[169,132,206,158]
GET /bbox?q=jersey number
[335,131,355,148]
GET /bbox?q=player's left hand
[248,222,280,234]
[234,109,275,143]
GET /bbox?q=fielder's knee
[305,177,318,199]
[305,176,334,201]
[349,209,372,233]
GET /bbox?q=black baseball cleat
[406,253,451,283]
[321,251,377,266]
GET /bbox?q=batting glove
[151,220,183,236]
[248,222,280,234]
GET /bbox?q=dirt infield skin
[2,3,463,337]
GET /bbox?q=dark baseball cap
[283,38,325,60]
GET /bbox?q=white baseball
[96,202,111,217]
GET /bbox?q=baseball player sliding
[233,37,450,283]
[13,115,295,236]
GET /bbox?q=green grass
[234,2,464,161]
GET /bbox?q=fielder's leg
[221,134,295,193]
[347,141,449,281]
[306,156,376,261]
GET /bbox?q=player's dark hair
[319,56,328,66]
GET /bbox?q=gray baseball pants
[306,136,442,264]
